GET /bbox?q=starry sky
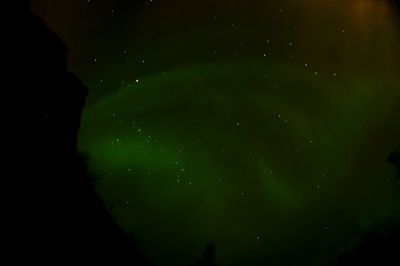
[32,1,400,265]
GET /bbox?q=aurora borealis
[32,0,400,265]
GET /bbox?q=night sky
[32,1,400,265]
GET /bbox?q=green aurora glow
[33,0,400,265]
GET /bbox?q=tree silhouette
[191,242,218,266]
[388,150,400,178]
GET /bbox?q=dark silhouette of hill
[2,0,151,264]
[336,225,400,266]
[335,152,400,266]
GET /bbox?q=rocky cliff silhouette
[2,1,151,264]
